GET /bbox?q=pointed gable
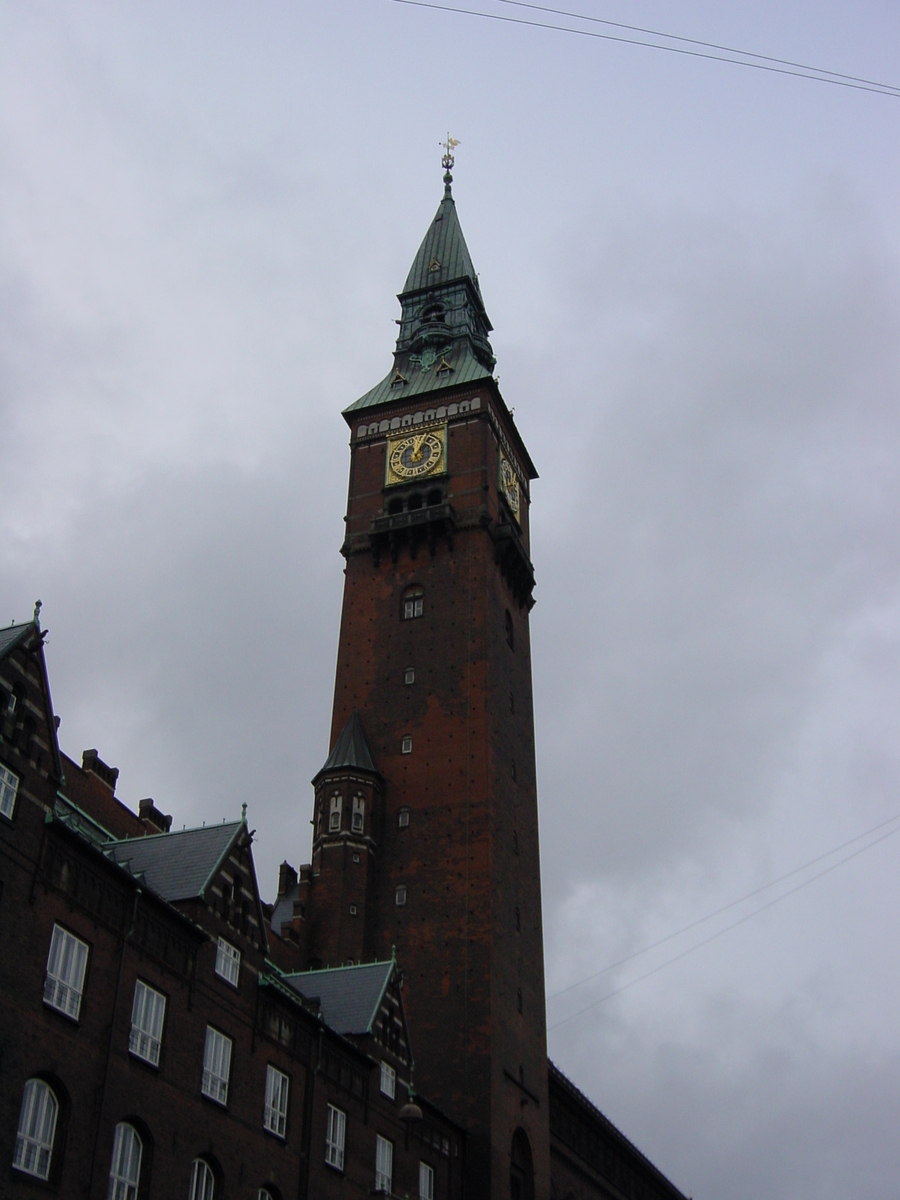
[283,958,413,1065]
[0,611,63,787]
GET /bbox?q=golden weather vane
[441,133,460,173]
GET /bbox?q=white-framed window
[129,979,166,1066]
[404,667,415,685]
[395,885,407,906]
[108,1121,142,1200]
[419,1161,435,1200]
[0,762,19,819]
[325,1103,345,1170]
[44,924,89,1020]
[214,937,240,987]
[398,808,410,828]
[189,1158,216,1200]
[263,1065,289,1138]
[402,587,424,620]
[329,793,342,832]
[351,794,365,832]
[13,1078,58,1179]
[401,736,412,754]
[375,1134,393,1193]
[201,1026,232,1105]
[380,1061,396,1099]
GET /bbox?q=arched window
[426,488,442,507]
[510,1129,535,1200]
[13,1078,58,1179]
[422,302,446,324]
[402,587,424,620]
[388,497,404,516]
[505,609,514,650]
[407,493,423,511]
[329,793,342,832]
[189,1158,216,1200]
[352,795,365,833]
[108,1122,142,1200]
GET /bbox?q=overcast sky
[2,3,899,1197]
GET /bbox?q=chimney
[278,861,298,897]
[138,798,172,833]
[81,749,119,793]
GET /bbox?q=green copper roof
[345,173,495,416]
[403,182,483,299]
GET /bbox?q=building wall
[0,634,464,1200]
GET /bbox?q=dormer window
[329,794,342,832]
[352,795,365,833]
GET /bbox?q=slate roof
[315,711,378,779]
[0,621,34,661]
[284,960,395,1035]
[107,820,242,902]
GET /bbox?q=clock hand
[411,433,426,462]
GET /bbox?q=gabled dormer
[107,810,270,988]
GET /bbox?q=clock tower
[307,151,550,1199]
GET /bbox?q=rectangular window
[404,667,415,685]
[43,924,88,1020]
[215,937,240,987]
[325,1104,345,1170]
[401,736,412,754]
[395,885,407,906]
[398,809,410,828]
[380,1061,396,1099]
[129,980,166,1066]
[420,1161,435,1200]
[375,1134,393,1193]
[264,1065,289,1138]
[0,762,19,819]
[201,1026,232,1105]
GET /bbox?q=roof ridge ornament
[440,132,459,196]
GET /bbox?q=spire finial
[440,132,459,195]
[33,599,42,629]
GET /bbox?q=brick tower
[309,150,550,1199]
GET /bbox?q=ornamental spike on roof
[344,170,496,415]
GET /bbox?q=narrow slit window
[329,793,342,832]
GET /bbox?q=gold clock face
[499,454,521,520]
[386,427,446,484]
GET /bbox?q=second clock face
[499,454,521,520]
[387,428,446,483]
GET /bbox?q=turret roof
[315,710,378,779]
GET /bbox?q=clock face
[499,455,521,520]
[386,428,446,483]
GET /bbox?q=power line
[548,809,900,1002]
[388,0,900,98]
[497,0,900,96]
[547,820,900,1032]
